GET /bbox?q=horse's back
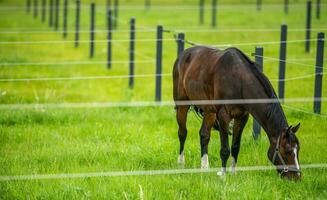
[173,46,233,102]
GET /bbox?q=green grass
[0,0,327,199]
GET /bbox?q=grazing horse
[173,46,301,180]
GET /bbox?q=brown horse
[173,46,301,180]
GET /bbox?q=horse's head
[268,123,301,181]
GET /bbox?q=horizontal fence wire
[0,73,171,82]
[282,105,327,118]
[0,98,327,110]
[0,72,325,82]
[270,72,327,82]
[0,60,154,66]
[0,28,326,34]
[0,38,321,46]
[0,3,325,11]
[0,163,326,181]
[0,38,177,45]
[256,55,326,69]
[183,38,321,48]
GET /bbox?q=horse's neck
[250,103,288,143]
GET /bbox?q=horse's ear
[291,123,301,134]
[285,125,293,136]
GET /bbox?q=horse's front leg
[231,113,249,173]
[217,111,232,176]
[199,112,216,169]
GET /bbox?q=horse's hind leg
[231,113,249,173]
[176,105,190,165]
[199,112,216,169]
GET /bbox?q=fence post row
[34,0,38,18]
[177,33,185,57]
[41,0,46,22]
[129,18,135,89]
[114,0,119,29]
[211,0,217,28]
[314,32,325,114]
[253,47,264,140]
[27,0,31,13]
[305,0,312,53]
[49,0,53,27]
[54,0,59,30]
[316,0,321,19]
[199,0,204,25]
[107,9,113,69]
[155,25,163,102]
[257,0,262,11]
[63,0,68,38]
[75,0,80,48]
[284,0,289,14]
[145,0,151,10]
[278,24,288,100]
[90,3,96,58]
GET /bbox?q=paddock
[0,0,326,199]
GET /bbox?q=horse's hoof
[201,164,209,169]
[217,171,226,176]
[217,168,227,176]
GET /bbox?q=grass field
[0,0,327,199]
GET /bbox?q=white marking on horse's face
[293,145,300,171]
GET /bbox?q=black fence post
[145,0,150,10]
[90,3,96,58]
[199,0,204,25]
[155,25,163,102]
[41,0,46,22]
[253,47,263,140]
[107,9,112,69]
[278,24,288,100]
[54,0,59,30]
[63,0,68,38]
[114,0,119,29]
[211,0,217,28]
[316,0,321,19]
[284,0,289,14]
[257,0,262,11]
[314,32,325,114]
[106,0,111,9]
[49,0,53,27]
[305,0,312,53]
[27,0,31,13]
[177,33,185,57]
[75,0,80,48]
[33,0,38,18]
[129,18,135,89]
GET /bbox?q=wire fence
[0,163,326,181]
[0,28,326,35]
[0,60,154,67]
[0,3,325,11]
[0,73,171,82]
[0,97,327,110]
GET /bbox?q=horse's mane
[227,47,289,130]
[227,47,278,99]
